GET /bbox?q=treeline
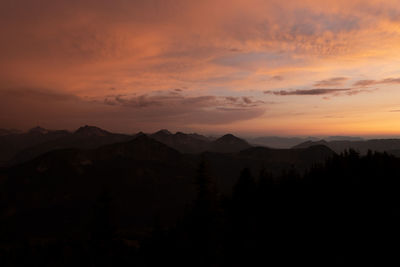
[1,150,400,266]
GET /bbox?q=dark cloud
[271,75,284,81]
[104,93,264,110]
[265,87,375,97]
[313,77,348,87]
[353,77,400,87]
[242,96,252,104]
[345,89,374,96]
[266,88,352,96]
[353,80,376,87]
[225,96,239,102]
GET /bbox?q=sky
[1,0,400,136]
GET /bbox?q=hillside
[0,135,336,240]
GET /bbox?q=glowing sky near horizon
[1,0,400,136]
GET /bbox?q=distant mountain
[293,139,400,155]
[248,136,318,148]
[149,130,249,154]
[293,140,329,149]
[209,134,251,153]
[149,130,212,154]
[325,136,364,141]
[0,125,133,166]
[0,127,252,166]
[12,126,133,166]
[0,127,71,165]
[28,126,51,135]
[248,136,363,149]
[74,125,113,137]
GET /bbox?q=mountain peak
[134,133,151,141]
[28,126,49,134]
[293,139,328,149]
[154,129,172,135]
[211,134,251,153]
[134,131,146,137]
[216,134,246,143]
[74,125,110,136]
[220,133,235,138]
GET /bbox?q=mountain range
[0,126,253,166]
[293,139,400,155]
[248,135,364,148]
[2,126,400,167]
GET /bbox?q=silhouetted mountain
[248,136,363,148]
[293,139,400,155]
[149,130,211,154]
[149,130,249,154]
[28,126,51,134]
[248,136,318,148]
[1,127,253,166]
[293,139,329,149]
[74,125,113,137]
[209,134,251,153]
[0,127,71,165]
[325,136,364,141]
[2,126,133,166]
[152,129,172,136]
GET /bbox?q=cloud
[101,91,267,126]
[104,91,264,110]
[2,0,400,99]
[265,87,375,97]
[313,77,348,87]
[0,87,267,131]
[266,88,352,96]
[353,77,400,87]
[271,75,284,81]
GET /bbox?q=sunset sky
[1,0,400,136]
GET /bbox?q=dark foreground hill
[0,135,195,239]
[0,134,334,243]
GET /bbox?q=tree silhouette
[187,159,220,266]
[90,190,115,243]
